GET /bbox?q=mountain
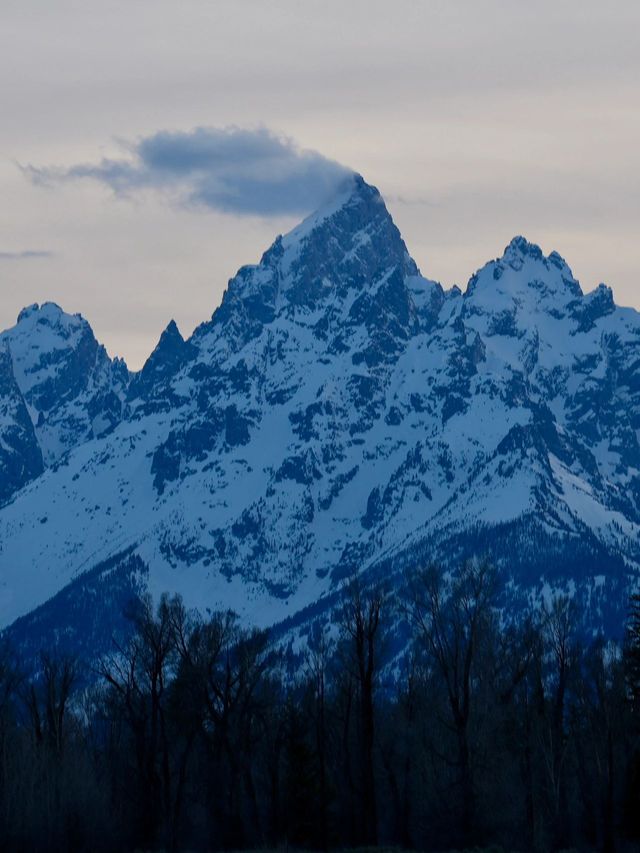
[1,174,639,664]
[0,302,128,475]
[0,342,44,504]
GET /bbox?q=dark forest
[1,562,640,853]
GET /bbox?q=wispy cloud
[25,126,354,217]
[0,249,54,260]
[386,194,438,208]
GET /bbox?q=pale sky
[1,0,639,368]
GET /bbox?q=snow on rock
[0,343,44,505]
[1,178,640,654]
[0,302,129,469]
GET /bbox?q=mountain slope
[1,175,639,649]
[0,343,44,504]
[0,302,129,475]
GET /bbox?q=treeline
[1,562,640,852]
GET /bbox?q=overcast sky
[2,0,639,368]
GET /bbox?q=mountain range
[1,174,639,665]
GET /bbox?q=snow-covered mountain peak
[275,173,419,299]
[584,282,615,314]
[279,173,388,250]
[134,318,189,380]
[2,179,640,661]
[16,303,39,323]
[0,302,129,468]
[16,301,73,324]
[193,175,422,362]
[502,235,545,261]
[128,319,194,408]
[151,319,186,354]
[14,299,80,328]
[3,303,96,399]
[463,235,585,330]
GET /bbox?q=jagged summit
[14,301,91,332]
[502,235,545,260]
[152,319,186,353]
[499,235,576,280]
[0,302,129,467]
[279,173,394,250]
[16,303,40,323]
[129,319,194,406]
[276,172,419,293]
[193,174,422,362]
[2,177,640,663]
[464,234,583,314]
[3,303,97,398]
[136,318,188,376]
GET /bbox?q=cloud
[26,126,354,217]
[0,249,53,260]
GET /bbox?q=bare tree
[172,604,272,847]
[0,644,21,845]
[306,628,332,850]
[98,593,177,849]
[24,653,78,758]
[538,594,579,849]
[339,575,385,845]
[406,560,498,843]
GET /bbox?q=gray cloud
[26,126,354,216]
[0,250,53,260]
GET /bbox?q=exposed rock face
[0,343,43,505]
[0,302,128,469]
[1,175,640,658]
